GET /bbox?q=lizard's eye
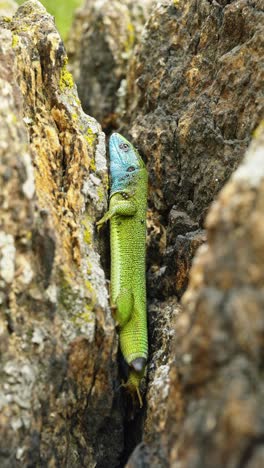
[127,166,135,172]
[119,143,130,152]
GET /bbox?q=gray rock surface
[0,0,17,16]
[124,0,264,466]
[1,0,264,466]
[166,122,264,468]
[0,1,123,466]
[123,0,263,221]
[67,0,155,129]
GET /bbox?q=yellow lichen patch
[83,226,92,245]
[124,22,135,54]
[12,33,19,48]
[79,306,94,323]
[59,64,74,91]
[97,186,104,203]
[86,260,92,276]
[253,120,264,139]
[89,158,96,172]
[82,216,93,245]
[84,128,97,147]
[85,280,97,306]
[102,173,109,191]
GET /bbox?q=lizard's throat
[110,172,138,196]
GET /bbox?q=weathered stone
[67,0,155,129]
[165,122,264,468]
[122,0,264,225]
[130,124,264,466]
[0,1,123,466]
[109,0,264,364]
[0,0,17,17]
[147,208,206,299]
[124,1,264,462]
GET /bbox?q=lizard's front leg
[96,199,137,230]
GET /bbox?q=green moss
[59,64,74,91]
[12,34,19,48]
[2,16,11,22]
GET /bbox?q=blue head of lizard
[109,133,144,196]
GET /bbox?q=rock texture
[0,0,17,17]
[167,122,264,468]
[67,0,155,130]
[0,1,123,466]
[120,0,264,299]
[124,0,264,466]
[1,0,264,466]
[124,0,263,218]
[128,125,264,468]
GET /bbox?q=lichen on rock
[0,1,123,466]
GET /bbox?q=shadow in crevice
[118,350,146,467]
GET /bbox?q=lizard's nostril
[131,357,146,373]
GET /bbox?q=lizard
[96,132,148,407]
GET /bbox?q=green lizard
[97,133,148,406]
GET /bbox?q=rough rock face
[128,125,264,467]
[0,1,123,466]
[67,0,155,130]
[0,0,17,16]
[124,0,263,220]
[167,123,264,468]
[120,0,264,300]
[1,0,264,466]
[124,0,264,465]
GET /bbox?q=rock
[67,0,155,130]
[0,1,123,466]
[147,209,206,299]
[117,0,263,326]
[0,0,17,17]
[130,123,264,466]
[122,0,263,224]
[167,122,264,467]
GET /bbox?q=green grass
[15,0,82,40]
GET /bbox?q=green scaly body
[97,133,148,405]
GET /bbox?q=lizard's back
[110,167,148,364]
